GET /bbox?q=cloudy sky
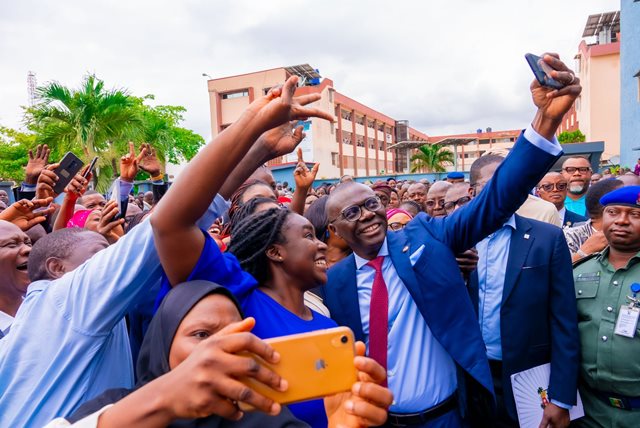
[0,0,620,141]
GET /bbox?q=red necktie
[367,256,388,386]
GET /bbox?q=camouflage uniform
[573,248,640,427]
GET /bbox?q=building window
[331,152,339,166]
[570,115,574,127]
[341,110,352,121]
[263,87,272,95]
[330,122,335,134]
[222,90,249,99]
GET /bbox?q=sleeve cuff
[550,399,572,410]
[524,125,562,156]
[21,183,36,191]
[151,180,165,185]
[119,180,134,201]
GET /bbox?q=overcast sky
[0,0,620,141]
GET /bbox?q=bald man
[426,181,452,217]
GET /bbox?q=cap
[599,185,640,207]
[447,172,464,180]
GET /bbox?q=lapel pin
[402,245,409,253]
[524,233,530,240]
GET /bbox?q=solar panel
[582,11,620,38]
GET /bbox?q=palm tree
[27,74,142,189]
[410,143,454,173]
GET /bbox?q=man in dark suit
[322,54,581,427]
[465,155,579,428]
[537,171,588,227]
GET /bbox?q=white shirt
[0,310,14,337]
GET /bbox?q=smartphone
[525,53,565,90]
[52,152,84,195]
[108,180,124,221]
[239,327,357,408]
[83,156,98,179]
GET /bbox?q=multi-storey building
[206,65,429,179]
[620,0,640,168]
[558,11,620,163]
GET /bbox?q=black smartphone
[52,152,85,195]
[525,53,565,90]
[83,156,98,179]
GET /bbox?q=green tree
[558,129,586,144]
[25,74,205,190]
[410,144,454,173]
[0,126,36,182]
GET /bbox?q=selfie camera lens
[340,335,348,344]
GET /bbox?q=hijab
[66,209,92,228]
[69,281,306,427]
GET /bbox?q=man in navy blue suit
[321,54,581,428]
[466,154,579,428]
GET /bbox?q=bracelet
[576,249,589,258]
[150,173,164,182]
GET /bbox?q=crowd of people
[0,53,638,428]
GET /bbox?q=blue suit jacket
[469,215,579,419]
[563,209,588,228]
[322,132,561,412]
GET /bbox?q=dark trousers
[488,360,518,428]
[381,408,463,428]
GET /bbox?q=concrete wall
[620,0,640,167]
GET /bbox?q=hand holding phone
[52,152,85,195]
[525,53,565,90]
[239,327,357,407]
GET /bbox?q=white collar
[0,310,15,335]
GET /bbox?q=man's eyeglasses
[425,199,445,208]
[330,196,382,222]
[563,167,591,174]
[538,182,568,192]
[388,222,407,231]
[444,196,472,213]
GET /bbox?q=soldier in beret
[573,185,640,427]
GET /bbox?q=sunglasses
[538,182,568,192]
[425,199,445,208]
[444,196,472,213]
[330,196,382,222]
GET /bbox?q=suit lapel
[332,255,365,341]
[386,231,423,303]
[502,215,533,304]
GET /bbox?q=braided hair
[228,208,291,284]
[227,197,280,237]
[221,179,275,236]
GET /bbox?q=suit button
[607,307,613,312]
[602,336,608,342]
[613,281,619,286]
[578,290,583,295]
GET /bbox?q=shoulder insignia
[572,251,601,269]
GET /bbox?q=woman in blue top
[151,78,382,427]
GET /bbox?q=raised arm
[152,76,334,286]
[290,147,319,215]
[424,53,581,253]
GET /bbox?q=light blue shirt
[564,195,586,216]
[476,216,516,360]
[0,195,229,428]
[475,215,572,410]
[355,239,457,413]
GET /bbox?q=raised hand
[325,341,393,428]
[256,121,306,160]
[24,144,51,185]
[64,167,92,202]
[35,163,60,200]
[530,53,581,140]
[138,143,163,178]
[294,147,320,190]
[0,198,55,231]
[247,76,334,135]
[120,142,147,182]
[96,200,125,244]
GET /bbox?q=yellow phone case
[240,326,357,405]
